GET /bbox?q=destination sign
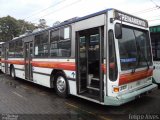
[115,11,148,28]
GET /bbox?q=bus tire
[54,72,68,98]
[10,66,16,79]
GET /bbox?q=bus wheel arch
[50,69,69,98]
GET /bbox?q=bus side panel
[32,67,52,87]
[74,14,105,31]
[64,70,77,95]
[32,66,77,92]
[14,64,25,79]
[1,60,5,73]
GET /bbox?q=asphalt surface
[0,72,160,120]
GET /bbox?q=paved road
[0,72,160,120]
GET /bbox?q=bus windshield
[118,25,152,71]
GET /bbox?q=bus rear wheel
[54,72,68,98]
[10,66,16,79]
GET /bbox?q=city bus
[1,8,157,106]
[0,42,4,71]
[150,25,160,85]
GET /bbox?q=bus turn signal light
[113,87,119,92]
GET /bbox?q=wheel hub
[57,76,66,93]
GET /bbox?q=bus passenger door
[76,27,104,102]
[24,42,33,81]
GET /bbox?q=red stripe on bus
[119,69,153,85]
[31,61,76,71]
[102,64,106,74]
[1,60,25,65]
[1,60,76,71]
[1,60,107,73]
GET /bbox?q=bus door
[24,42,33,81]
[4,44,9,74]
[76,27,104,102]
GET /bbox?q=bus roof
[6,8,148,43]
[7,8,113,43]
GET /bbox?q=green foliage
[0,16,36,42]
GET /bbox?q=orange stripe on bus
[119,69,153,85]
[1,60,107,73]
[31,61,76,71]
[1,60,25,65]
[102,64,106,74]
[2,60,76,71]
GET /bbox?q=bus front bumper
[104,83,157,106]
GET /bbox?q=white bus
[1,8,157,106]
[150,25,160,85]
[0,42,4,70]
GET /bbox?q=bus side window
[108,30,118,81]
[9,41,15,58]
[34,31,49,57]
[50,27,71,57]
[15,39,23,58]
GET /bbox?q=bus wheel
[10,66,16,78]
[54,72,68,98]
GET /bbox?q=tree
[0,16,19,41]
[0,16,36,42]
[38,19,48,29]
[18,20,36,34]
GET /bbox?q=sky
[0,0,160,27]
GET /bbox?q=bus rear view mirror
[115,23,122,39]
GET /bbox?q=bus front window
[118,25,152,71]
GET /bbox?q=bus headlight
[119,85,128,91]
[146,77,152,83]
